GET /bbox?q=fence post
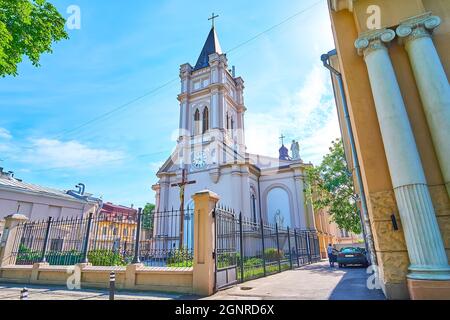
[306,232,312,264]
[260,218,266,277]
[287,227,293,270]
[0,214,28,267]
[192,190,220,296]
[239,212,244,283]
[81,212,93,264]
[293,229,300,267]
[132,208,142,264]
[40,217,52,263]
[109,271,115,300]
[20,288,29,300]
[275,223,281,273]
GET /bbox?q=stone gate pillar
[0,214,28,267]
[192,190,219,296]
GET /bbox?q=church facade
[152,26,315,231]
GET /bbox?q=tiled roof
[0,176,88,203]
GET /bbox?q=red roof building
[99,202,137,221]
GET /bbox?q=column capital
[355,29,396,58]
[396,12,441,45]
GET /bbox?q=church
[152,24,315,232]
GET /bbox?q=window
[194,109,201,135]
[102,227,107,235]
[124,228,128,237]
[251,194,257,224]
[202,107,209,133]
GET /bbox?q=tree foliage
[142,203,155,231]
[0,0,68,77]
[305,139,362,234]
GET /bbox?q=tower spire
[193,19,223,71]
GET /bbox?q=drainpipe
[321,50,377,266]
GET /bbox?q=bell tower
[177,24,247,171]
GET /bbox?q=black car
[337,247,369,268]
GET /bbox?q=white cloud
[0,128,12,140]
[245,64,341,165]
[21,139,125,170]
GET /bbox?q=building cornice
[330,0,357,12]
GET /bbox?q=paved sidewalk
[0,262,385,300]
[206,261,386,300]
[0,283,190,300]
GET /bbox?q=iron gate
[213,205,322,291]
[214,206,238,290]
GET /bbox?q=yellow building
[314,207,363,259]
[324,0,450,299]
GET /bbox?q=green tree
[305,139,362,234]
[0,0,68,77]
[142,203,155,231]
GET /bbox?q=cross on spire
[279,134,286,146]
[208,12,219,28]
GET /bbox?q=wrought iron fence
[214,205,321,289]
[8,208,194,268]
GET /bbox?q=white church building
[152,26,315,231]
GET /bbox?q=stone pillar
[192,190,219,296]
[396,13,450,198]
[355,29,450,287]
[125,263,143,290]
[231,165,242,212]
[0,214,28,267]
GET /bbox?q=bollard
[20,288,29,300]
[109,271,115,300]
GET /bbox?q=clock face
[191,151,207,170]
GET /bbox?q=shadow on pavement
[327,266,386,300]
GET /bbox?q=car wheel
[338,263,343,268]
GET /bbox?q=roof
[194,27,223,71]
[0,175,94,203]
[101,202,137,216]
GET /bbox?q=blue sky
[0,0,339,208]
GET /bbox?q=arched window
[251,194,257,223]
[194,109,201,135]
[202,107,209,134]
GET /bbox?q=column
[211,89,219,129]
[396,13,450,198]
[355,29,450,281]
[192,190,220,296]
